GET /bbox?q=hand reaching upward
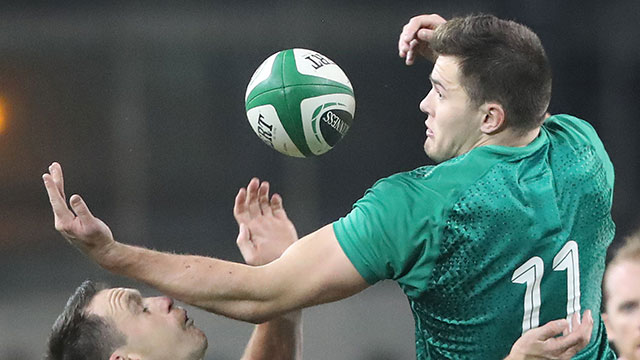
[42,162,116,263]
[234,178,299,266]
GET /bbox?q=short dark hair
[430,14,552,132]
[46,280,126,360]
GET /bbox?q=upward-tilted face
[420,55,485,163]
[603,261,640,360]
[87,288,208,360]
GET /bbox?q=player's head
[420,14,552,162]
[602,232,640,360]
[46,280,208,360]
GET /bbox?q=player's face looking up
[420,55,486,163]
[603,260,640,360]
[86,287,208,360]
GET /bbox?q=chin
[189,337,208,360]
[187,329,208,359]
[424,147,443,164]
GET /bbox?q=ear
[479,103,505,134]
[601,312,616,342]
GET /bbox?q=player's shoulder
[544,114,612,169]
[369,157,490,202]
[543,114,602,145]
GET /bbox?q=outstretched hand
[42,162,116,262]
[506,310,594,360]
[398,14,447,65]
[234,178,298,266]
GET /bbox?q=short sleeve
[333,174,441,288]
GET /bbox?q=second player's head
[46,280,208,360]
[420,14,552,162]
[602,232,640,360]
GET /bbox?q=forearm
[91,225,366,323]
[99,242,282,323]
[241,311,302,360]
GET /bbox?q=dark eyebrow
[429,74,446,90]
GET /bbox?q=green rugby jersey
[334,114,616,359]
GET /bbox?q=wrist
[93,241,128,272]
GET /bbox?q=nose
[150,296,174,313]
[420,88,435,117]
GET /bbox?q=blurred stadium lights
[0,97,6,134]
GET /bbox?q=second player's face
[87,288,208,360]
[419,55,484,163]
[603,260,640,360]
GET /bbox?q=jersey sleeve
[333,174,441,288]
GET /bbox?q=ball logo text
[304,53,334,70]
[256,113,274,148]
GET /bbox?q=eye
[620,301,638,313]
[142,306,149,313]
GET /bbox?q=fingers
[236,178,273,221]
[572,310,593,346]
[546,311,594,358]
[233,187,248,223]
[398,14,446,59]
[405,39,419,65]
[258,181,272,216]
[69,194,94,222]
[42,173,75,226]
[532,318,569,340]
[566,311,580,335]
[246,178,261,218]
[49,162,66,200]
[270,193,287,219]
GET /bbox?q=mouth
[426,128,434,138]
[177,306,195,328]
[184,308,194,327]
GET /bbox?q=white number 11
[511,241,580,334]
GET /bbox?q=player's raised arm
[42,162,368,324]
[398,14,447,65]
[235,188,302,360]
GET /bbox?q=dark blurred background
[1,1,639,359]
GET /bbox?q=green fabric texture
[333,114,616,359]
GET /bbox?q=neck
[476,126,540,149]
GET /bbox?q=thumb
[69,194,94,220]
[236,223,253,247]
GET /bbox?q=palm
[233,178,298,266]
[60,215,113,252]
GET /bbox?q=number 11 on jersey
[511,241,581,334]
